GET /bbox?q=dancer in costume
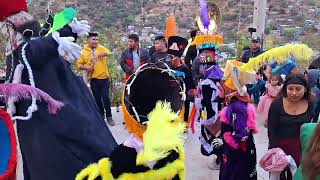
[167,36,195,123]
[76,62,186,180]
[218,88,258,180]
[0,1,117,179]
[214,58,258,179]
[190,0,224,169]
[257,73,283,127]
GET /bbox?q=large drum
[0,109,17,180]
[122,63,185,140]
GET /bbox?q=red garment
[278,138,301,166]
[124,59,146,81]
[0,0,28,21]
[0,109,17,180]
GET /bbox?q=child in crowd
[248,72,266,105]
[257,73,283,127]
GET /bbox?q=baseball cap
[251,36,261,43]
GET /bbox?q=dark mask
[16,20,41,39]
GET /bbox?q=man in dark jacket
[120,34,150,80]
[241,36,264,63]
[150,35,170,66]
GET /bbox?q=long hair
[302,123,320,180]
[269,73,283,86]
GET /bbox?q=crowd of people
[74,28,320,179]
[0,0,320,180]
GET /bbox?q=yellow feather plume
[136,101,185,166]
[240,44,313,72]
[191,34,224,46]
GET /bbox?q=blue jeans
[90,78,112,118]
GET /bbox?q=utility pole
[252,0,267,48]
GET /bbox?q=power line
[293,8,320,41]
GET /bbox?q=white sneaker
[207,160,220,170]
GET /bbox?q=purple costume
[219,100,258,180]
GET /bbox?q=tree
[235,32,251,58]
[302,34,320,51]
[264,35,284,50]
[282,28,297,39]
[122,15,134,27]
[219,45,236,57]
[265,25,272,34]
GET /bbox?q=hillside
[27,0,320,41]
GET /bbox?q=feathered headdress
[48,7,78,34]
[136,101,185,166]
[193,0,223,50]
[165,14,178,41]
[240,44,313,72]
[0,83,64,115]
[223,44,313,94]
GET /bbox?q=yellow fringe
[136,102,186,166]
[76,157,185,180]
[118,159,185,180]
[240,44,313,72]
[75,162,101,180]
[191,34,224,46]
[98,158,114,180]
[122,88,146,141]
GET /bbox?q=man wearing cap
[242,36,266,96]
[241,36,264,63]
[77,32,115,126]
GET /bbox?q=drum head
[125,66,184,124]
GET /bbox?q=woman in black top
[268,74,313,180]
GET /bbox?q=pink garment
[257,84,282,126]
[219,103,258,149]
[259,148,289,172]
[259,147,297,180]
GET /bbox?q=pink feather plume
[0,84,64,114]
